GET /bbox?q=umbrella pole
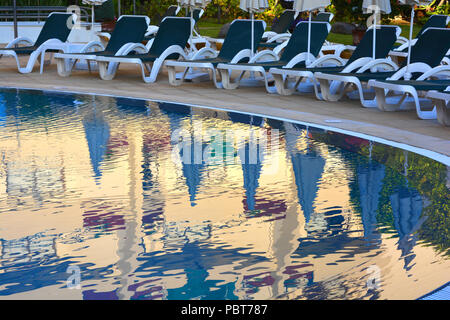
[251,11,254,59]
[13,0,18,40]
[405,7,415,81]
[91,6,94,31]
[307,11,312,66]
[190,8,194,56]
[372,12,376,60]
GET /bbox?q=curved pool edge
[2,85,449,167]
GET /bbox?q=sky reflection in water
[0,89,448,300]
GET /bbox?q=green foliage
[329,0,402,27]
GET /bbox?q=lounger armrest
[5,36,34,48]
[341,57,374,73]
[145,25,159,37]
[395,36,408,45]
[266,33,291,44]
[115,42,148,56]
[79,41,105,53]
[272,41,288,57]
[262,31,277,40]
[285,52,316,69]
[357,58,398,73]
[145,38,155,51]
[334,45,356,57]
[191,47,218,60]
[394,39,417,52]
[230,49,252,64]
[417,65,450,80]
[249,50,279,63]
[387,62,433,81]
[307,54,345,68]
[158,45,188,61]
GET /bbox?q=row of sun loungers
[0,12,449,127]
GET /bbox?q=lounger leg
[167,65,186,86]
[219,69,246,90]
[98,61,115,80]
[317,79,347,102]
[56,57,73,77]
[212,68,224,89]
[434,99,450,126]
[272,73,296,96]
[374,87,414,112]
[143,59,164,83]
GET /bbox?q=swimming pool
[0,88,448,300]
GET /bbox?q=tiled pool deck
[0,58,449,162]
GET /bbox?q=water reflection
[0,89,448,300]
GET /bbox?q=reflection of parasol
[390,187,423,239]
[180,141,205,207]
[159,102,204,207]
[357,162,385,240]
[83,101,110,179]
[0,95,6,127]
[239,141,263,211]
[290,150,325,222]
[390,186,423,270]
[285,122,324,222]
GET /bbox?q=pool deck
[0,59,449,160]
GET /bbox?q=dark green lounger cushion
[112,17,192,61]
[233,21,330,70]
[318,27,450,81]
[7,13,74,55]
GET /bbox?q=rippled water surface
[0,89,448,300]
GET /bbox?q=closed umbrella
[362,0,392,60]
[239,0,269,58]
[399,1,432,80]
[293,0,331,66]
[178,0,211,56]
[82,0,108,31]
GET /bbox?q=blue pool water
[0,88,448,300]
